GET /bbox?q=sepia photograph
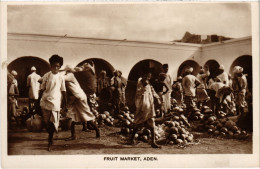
[1,1,259,168]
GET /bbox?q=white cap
[185,67,193,73]
[233,66,243,74]
[11,70,17,76]
[31,66,36,71]
[219,64,225,70]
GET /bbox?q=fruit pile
[96,111,114,126]
[162,115,194,145]
[117,107,135,135]
[194,106,248,139]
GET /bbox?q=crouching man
[130,72,161,148]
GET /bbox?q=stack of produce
[117,106,135,135]
[194,106,248,139]
[131,113,194,145]
[162,116,194,145]
[97,111,114,126]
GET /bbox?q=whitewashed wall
[8,33,251,80]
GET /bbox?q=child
[37,55,67,151]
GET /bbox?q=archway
[7,56,50,98]
[229,55,252,92]
[204,60,220,78]
[126,59,163,110]
[177,60,200,77]
[77,58,115,79]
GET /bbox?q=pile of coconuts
[96,111,114,126]
[194,106,249,140]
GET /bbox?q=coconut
[104,111,110,117]
[170,134,178,141]
[142,135,148,142]
[228,131,234,137]
[122,106,129,112]
[186,136,193,142]
[220,127,228,133]
[214,130,220,135]
[130,114,135,119]
[208,129,214,133]
[169,127,179,134]
[175,139,183,144]
[220,132,226,136]
[209,125,216,130]
[168,121,175,128]
[125,119,131,126]
[181,134,188,140]
[173,116,180,121]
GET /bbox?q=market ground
[8,125,252,155]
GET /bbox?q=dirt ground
[8,125,252,155]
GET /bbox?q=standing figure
[182,67,200,116]
[216,65,229,86]
[196,66,210,108]
[162,64,172,113]
[8,70,19,127]
[118,70,127,106]
[154,73,169,116]
[97,70,110,96]
[64,69,100,141]
[171,76,183,106]
[27,66,41,115]
[232,66,248,116]
[111,70,123,115]
[37,55,67,151]
[130,72,161,148]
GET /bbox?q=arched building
[7,33,252,98]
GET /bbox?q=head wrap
[233,66,243,74]
[219,64,225,70]
[31,66,36,71]
[11,70,17,76]
[185,67,193,73]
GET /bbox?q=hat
[31,66,36,71]
[11,70,17,76]
[185,67,193,73]
[233,66,243,74]
[177,76,182,80]
[219,64,225,70]
[49,54,63,66]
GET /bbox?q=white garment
[27,72,41,99]
[182,74,200,97]
[64,73,85,101]
[216,72,229,86]
[209,82,225,98]
[40,72,66,111]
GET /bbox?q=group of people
[7,54,250,151]
[171,64,249,117]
